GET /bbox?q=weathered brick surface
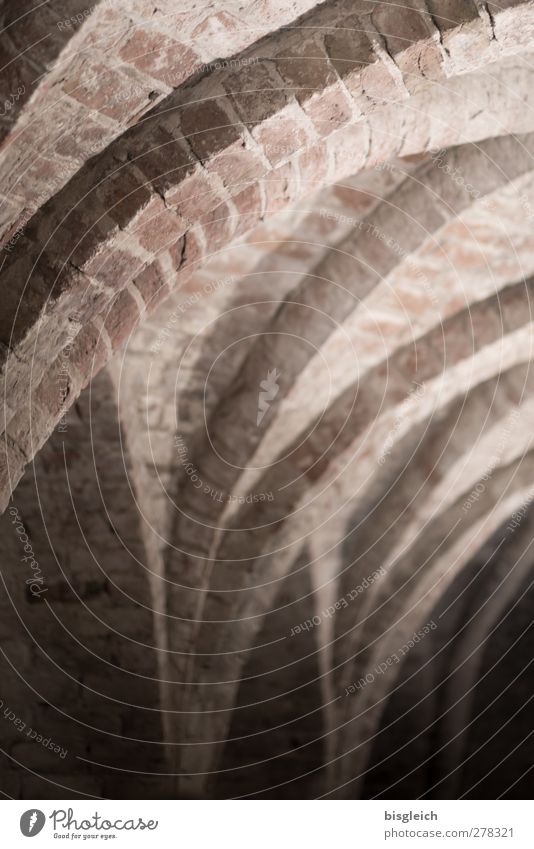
[160,134,534,793]
[1,6,533,482]
[0,370,169,798]
[103,289,142,351]
[0,0,325,248]
[214,558,325,799]
[1,0,534,802]
[335,453,534,794]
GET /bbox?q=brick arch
[111,165,397,541]
[168,342,534,795]
[359,512,534,798]
[164,130,534,548]
[2,2,534,509]
[330,391,534,687]
[0,0,322,246]
[4,124,534,797]
[0,367,168,798]
[427,520,534,798]
[332,363,534,681]
[160,130,534,780]
[316,361,534,701]
[333,470,534,797]
[2,0,534,801]
[185,185,534,567]
[180,358,528,788]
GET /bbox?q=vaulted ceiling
[1,0,534,799]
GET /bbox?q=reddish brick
[0,252,64,349]
[82,243,145,293]
[8,157,62,213]
[426,0,479,30]
[201,202,235,254]
[192,10,243,38]
[276,40,337,104]
[323,20,375,87]
[180,100,242,162]
[298,140,330,191]
[165,170,223,222]
[68,321,109,385]
[95,165,152,230]
[56,212,115,273]
[231,184,262,238]
[119,28,198,88]
[169,230,203,274]
[1,207,29,252]
[34,357,77,418]
[133,261,170,310]
[227,61,289,125]
[80,1,130,54]
[253,108,311,166]
[132,197,186,255]
[207,140,265,190]
[129,132,197,207]
[370,2,430,57]
[103,289,140,351]
[462,295,506,352]
[40,103,109,165]
[359,58,405,111]
[403,40,443,89]
[369,0,441,89]
[304,84,352,136]
[262,161,299,218]
[328,122,370,180]
[63,56,154,122]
